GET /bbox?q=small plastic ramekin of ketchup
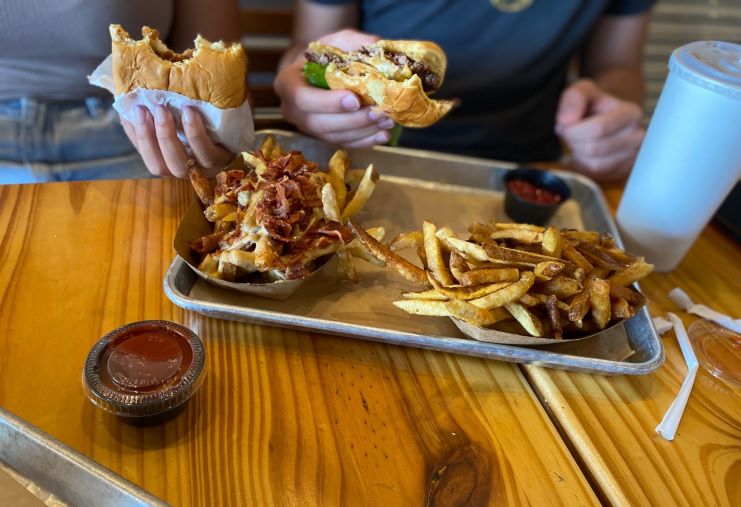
[503,168,571,226]
[83,321,206,426]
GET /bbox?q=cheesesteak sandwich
[304,40,455,128]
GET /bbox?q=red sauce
[506,179,563,205]
[106,328,189,392]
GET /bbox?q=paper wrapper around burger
[174,200,333,301]
[451,303,644,347]
[88,55,254,154]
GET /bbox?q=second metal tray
[164,130,663,375]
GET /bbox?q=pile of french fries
[350,220,653,339]
[189,136,379,283]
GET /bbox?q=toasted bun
[325,62,454,128]
[376,40,447,83]
[110,24,247,109]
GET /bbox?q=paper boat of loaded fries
[174,136,381,300]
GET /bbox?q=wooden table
[0,179,738,506]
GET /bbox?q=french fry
[459,267,519,286]
[441,236,490,263]
[533,261,564,281]
[188,163,214,205]
[589,278,612,329]
[607,259,654,288]
[321,183,341,222]
[388,230,423,252]
[449,251,469,284]
[576,242,629,270]
[328,150,349,210]
[469,272,535,309]
[488,229,543,244]
[493,222,544,232]
[541,226,561,258]
[392,299,451,317]
[504,302,544,337]
[469,222,495,235]
[534,275,581,299]
[423,221,456,286]
[484,242,579,275]
[544,294,563,339]
[562,230,601,244]
[610,285,645,307]
[402,289,448,301]
[341,164,376,220]
[446,299,510,327]
[611,298,634,319]
[426,272,512,301]
[568,288,591,323]
[346,226,386,266]
[204,203,238,222]
[349,219,428,286]
[560,236,593,272]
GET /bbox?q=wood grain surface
[523,184,741,507]
[0,180,598,506]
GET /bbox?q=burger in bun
[109,24,247,109]
[304,40,455,128]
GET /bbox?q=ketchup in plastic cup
[503,168,571,226]
[83,321,206,426]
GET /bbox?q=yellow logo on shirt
[490,0,534,12]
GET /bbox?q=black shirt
[309,0,655,162]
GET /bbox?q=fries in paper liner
[175,136,379,300]
[350,219,652,343]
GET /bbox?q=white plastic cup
[617,41,741,272]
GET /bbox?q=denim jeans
[0,97,152,184]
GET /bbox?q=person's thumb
[556,79,599,127]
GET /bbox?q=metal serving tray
[0,408,166,507]
[164,130,663,375]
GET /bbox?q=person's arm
[581,12,650,105]
[555,11,652,182]
[274,0,395,148]
[121,0,241,178]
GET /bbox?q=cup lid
[670,41,741,99]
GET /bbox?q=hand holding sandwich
[121,105,234,178]
[275,29,454,148]
[276,29,397,148]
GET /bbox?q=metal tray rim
[164,258,664,375]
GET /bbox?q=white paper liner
[452,310,640,346]
[655,312,699,440]
[668,287,741,334]
[88,55,254,154]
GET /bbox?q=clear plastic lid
[82,320,206,419]
[669,41,741,99]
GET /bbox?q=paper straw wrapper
[669,287,741,334]
[655,312,699,440]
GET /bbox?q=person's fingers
[318,29,380,52]
[153,106,190,178]
[120,119,138,150]
[276,60,362,115]
[301,107,390,136]
[340,130,390,149]
[558,102,643,142]
[556,79,602,127]
[567,125,645,158]
[132,106,169,177]
[323,122,391,145]
[182,107,234,170]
